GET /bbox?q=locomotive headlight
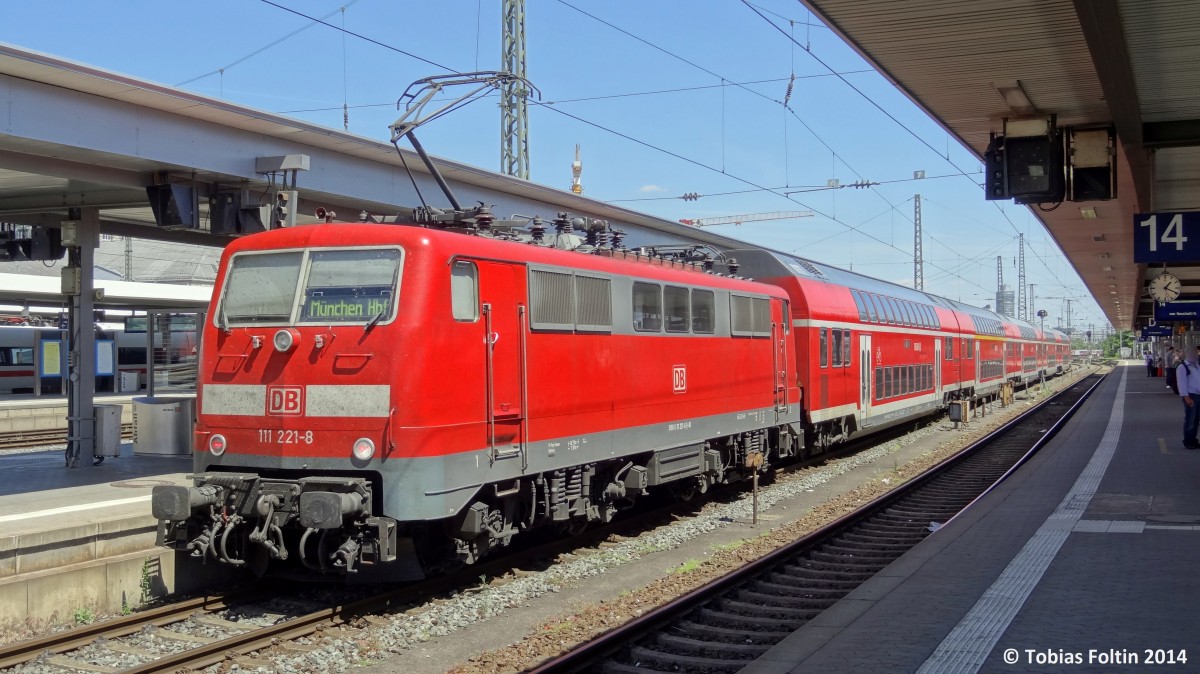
[208,433,227,456]
[352,437,375,461]
[273,328,300,352]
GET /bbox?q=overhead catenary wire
[276,73,871,115]
[178,0,362,86]
[253,0,999,297]
[741,1,1098,314]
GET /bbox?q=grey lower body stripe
[916,367,1127,674]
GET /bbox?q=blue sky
[0,0,1108,335]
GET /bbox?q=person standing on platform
[1178,346,1200,449]
[1147,350,1156,376]
[1167,346,1179,394]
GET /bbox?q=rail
[530,372,1106,673]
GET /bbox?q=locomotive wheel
[668,479,699,502]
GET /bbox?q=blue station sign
[1134,211,1200,263]
[1155,299,1200,321]
[1141,325,1173,338]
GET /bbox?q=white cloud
[638,184,666,193]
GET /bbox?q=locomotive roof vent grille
[530,269,576,330]
[575,275,613,330]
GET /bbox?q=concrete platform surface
[746,363,1200,674]
[0,447,202,627]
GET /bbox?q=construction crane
[570,144,583,195]
[679,210,814,227]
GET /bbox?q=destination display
[301,286,393,322]
[1154,299,1200,321]
[1141,325,1173,338]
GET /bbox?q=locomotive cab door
[858,334,871,423]
[476,261,527,466]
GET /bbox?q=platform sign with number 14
[1135,211,1200,263]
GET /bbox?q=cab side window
[450,261,479,321]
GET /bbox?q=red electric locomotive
[153,223,803,577]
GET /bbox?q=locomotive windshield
[217,247,402,326]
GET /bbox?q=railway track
[531,373,1105,674]
[0,423,133,450]
[0,374,1091,673]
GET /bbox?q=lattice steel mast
[1017,233,1027,320]
[501,0,529,179]
[913,194,923,291]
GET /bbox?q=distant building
[995,285,1015,317]
[3,236,219,285]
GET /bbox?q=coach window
[851,290,869,321]
[901,301,914,326]
[944,336,954,359]
[842,329,851,366]
[632,282,662,332]
[866,294,881,323]
[664,286,690,333]
[820,328,828,367]
[450,261,479,321]
[886,297,901,324]
[832,328,843,367]
[875,367,883,400]
[876,297,889,324]
[883,367,892,398]
[907,365,915,394]
[692,290,715,333]
[864,294,878,322]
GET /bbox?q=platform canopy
[802,0,1200,330]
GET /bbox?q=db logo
[673,365,687,393]
[267,385,304,416]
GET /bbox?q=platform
[746,363,1200,673]
[0,445,226,628]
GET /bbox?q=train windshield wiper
[364,309,386,333]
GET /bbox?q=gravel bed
[0,443,67,457]
[206,381,1064,674]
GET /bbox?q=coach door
[975,342,981,383]
[859,334,872,423]
[934,339,942,393]
[477,261,527,466]
[771,299,788,420]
